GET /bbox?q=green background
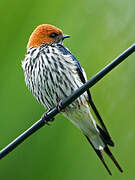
[0,0,135,179]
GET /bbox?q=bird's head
[27,24,70,48]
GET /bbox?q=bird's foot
[56,100,63,112]
[41,110,55,125]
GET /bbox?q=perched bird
[22,24,123,175]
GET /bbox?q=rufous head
[27,24,70,48]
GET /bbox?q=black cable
[0,43,135,159]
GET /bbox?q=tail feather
[85,135,123,175]
[104,146,123,173]
[85,135,112,175]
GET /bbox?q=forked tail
[85,135,123,175]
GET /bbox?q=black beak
[62,34,70,40]
[55,34,70,44]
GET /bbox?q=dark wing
[58,44,114,146]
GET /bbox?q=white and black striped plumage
[22,24,123,175]
[22,44,88,109]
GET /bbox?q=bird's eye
[50,33,58,38]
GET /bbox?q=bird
[22,24,123,175]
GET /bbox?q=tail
[85,134,123,175]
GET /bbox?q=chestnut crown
[27,24,69,48]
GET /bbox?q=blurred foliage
[0,0,135,179]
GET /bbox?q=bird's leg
[41,109,55,125]
[41,100,63,125]
[56,100,63,112]
[41,113,50,125]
